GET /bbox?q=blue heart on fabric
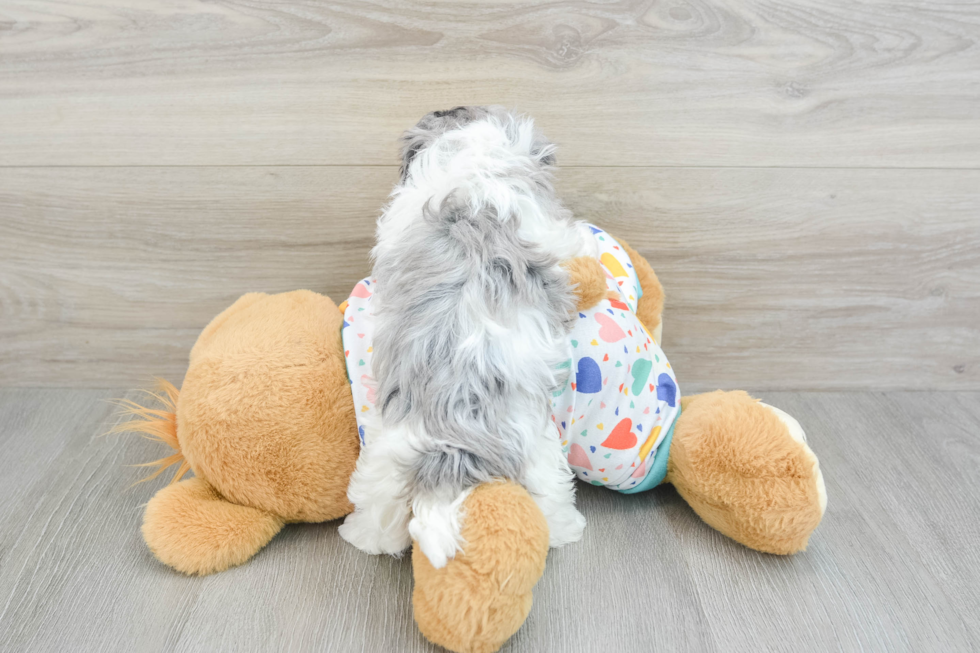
[656,373,677,407]
[576,356,602,394]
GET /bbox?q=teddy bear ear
[142,478,283,575]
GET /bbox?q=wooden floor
[1,388,978,652]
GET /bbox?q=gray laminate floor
[1,389,978,652]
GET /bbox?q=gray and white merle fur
[339,106,593,567]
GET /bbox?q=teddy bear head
[174,290,360,523]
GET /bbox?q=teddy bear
[120,232,826,653]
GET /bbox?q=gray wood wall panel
[1,0,979,167]
[2,167,977,389]
[2,0,979,389]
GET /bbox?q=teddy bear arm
[142,477,284,575]
[562,255,608,312]
[665,390,826,555]
[614,238,664,340]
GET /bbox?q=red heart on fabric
[601,418,637,450]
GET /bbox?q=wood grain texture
[672,391,980,651]
[0,388,434,652]
[0,166,386,387]
[1,0,979,167]
[2,166,977,389]
[565,167,980,391]
[1,389,978,651]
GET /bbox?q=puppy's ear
[399,132,427,182]
[399,107,489,182]
[531,137,557,168]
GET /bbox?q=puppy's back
[372,194,574,495]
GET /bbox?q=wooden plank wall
[1,0,978,389]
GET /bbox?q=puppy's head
[398,106,556,183]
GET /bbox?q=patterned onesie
[551,226,681,492]
[340,225,681,493]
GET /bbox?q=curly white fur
[339,107,590,567]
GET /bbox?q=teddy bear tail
[110,378,191,485]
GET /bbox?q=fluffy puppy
[339,107,593,567]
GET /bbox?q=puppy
[338,107,594,567]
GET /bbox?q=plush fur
[617,238,665,342]
[143,478,284,575]
[122,233,825,653]
[412,481,549,653]
[669,391,826,554]
[178,290,359,523]
[562,255,608,312]
[341,106,590,568]
[125,290,361,575]
[111,379,188,483]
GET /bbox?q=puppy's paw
[409,490,469,569]
[339,509,412,555]
[410,517,460,569]
[563,256,607,312]
[545,504,586,547]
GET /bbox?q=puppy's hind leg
[410,487,472,569]
[524,426,586,547]
[339,423,416,556]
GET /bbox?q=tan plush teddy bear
[121,235,825,653]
